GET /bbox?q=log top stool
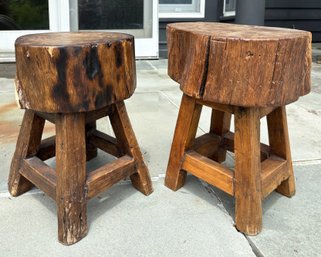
[165,22,311,235]
[9,32,153,245]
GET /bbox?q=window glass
[78,0,144,30]
[159,0,201,14]
[0,0,49,30]
[160,0,192,4]
[224,0,236,14]
[70,0,152,38]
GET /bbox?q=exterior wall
[159,0,221,58]
[265,0,321,42]
[159,0,321,58]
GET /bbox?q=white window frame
[223,0,236,17]
[0,0,69,62]
[159,0,205,18]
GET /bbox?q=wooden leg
[56,113,87,245]
[109,101,153,196]
[234,107,262,235]
[164,94,202,191]
[267,106,295,197]
[210,109,231,162]
[8,110,45,196]
[86,121,98,161]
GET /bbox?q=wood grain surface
[234,107,262,235]
[8,110,45,196]
[267,106,295,197]
[164,94,202,191]
[15,32,136,113]
[55,113,87,245]
[110,101,153,196]
[167,22,312,107]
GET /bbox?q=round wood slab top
[168,22,309,41]
[167,22,312,107]
[15,32,133,47]
[15,32,136,113]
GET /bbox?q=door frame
[0,0,158,62]
[0,0,69,62]
[135,0,158,58]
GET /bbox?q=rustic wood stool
[9,32,153,245]
[165,22,311,235]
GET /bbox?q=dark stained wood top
[15,32,136,113]
[167,22,312,107]
[16,32,133,47]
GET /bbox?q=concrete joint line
[200,180,233,220]
[199,180,266,257]
[159,91,207,134]
[146,60,158,71]
[245,236,266,257]
[293,159,321,166]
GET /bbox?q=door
[0,0,158,61]
[69,0,158,58]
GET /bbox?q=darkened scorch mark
[52,48,71,111]
[84,46,101,80]
[95,85,114,108]
[114,43,123,68]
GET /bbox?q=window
[0,0,65,61]
[78,0,144,30]
[223,0,236,17]
[159,0,205,18]
[0,0,49,30]
[69,0,153,39]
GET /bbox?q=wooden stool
[165,22,311,235]
[9,32,153,245]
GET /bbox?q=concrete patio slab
[248,164,321,257]
[209,164,321,257]
[1,60,321,256]
[0,177,256,257]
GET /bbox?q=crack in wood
[199,36,211,97]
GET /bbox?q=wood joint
[85,106,111,124]
[37,136,56,161]
[222,132,271,161]
[86,155,136,199]
[261,155,290,199]
[37,112,56,124]
[196,100,235,114]
[88,130,121,157]
[182,150,234,196]
[191,133,222,157]
[260,107,276,118]
[20,157,56,200]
